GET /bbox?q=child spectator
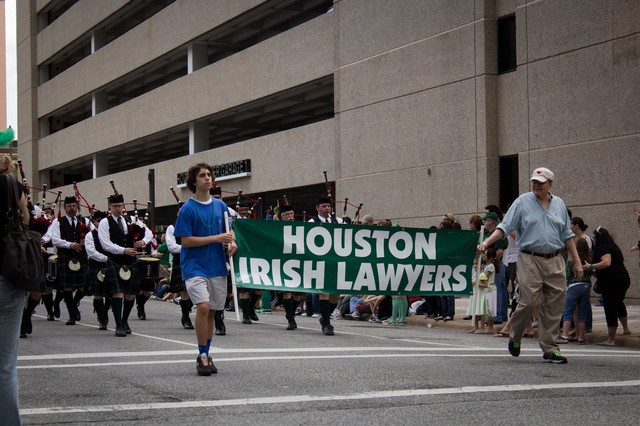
[558,238,593,345]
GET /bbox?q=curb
[404,315,640,349]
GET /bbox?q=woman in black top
[0,154,29,425]
[584,227,631,346]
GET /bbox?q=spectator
[585,227,632,346]
[558,238,592,345]
[481,212,508,324]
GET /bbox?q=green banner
[233,220,479,296]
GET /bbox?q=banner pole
[472,225,485,329]
[225,211,240,322]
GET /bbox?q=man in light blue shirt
[480,167,582,364]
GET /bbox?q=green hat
[481,212,500,223]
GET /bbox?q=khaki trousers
[510,253,566,354]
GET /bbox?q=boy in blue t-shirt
[174,163,237,376]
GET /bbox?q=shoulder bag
[3,174,44,290]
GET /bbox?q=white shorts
[185,276,227,310]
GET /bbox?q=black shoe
[181,316,194,330]
[66,318,76,325]
[47,313,55,321]
[208,356,218,374]
[115,327,126,337]
[25,316,33,335]
[286,321,297,331]
[215,312,226,335]
[249,312,259,321]
[322,324,335,335]
[462,315,472,320]
[20,330,27,338]
[242,317,252,324]
[98,320,108,331]
[543,351,568,364]
[53,304,61,319]
[123,321,132,334]
[508,338,521,357]
[76,310,81,321]
[196,355,212,376]
[137,306,146,320]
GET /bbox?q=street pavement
[17,297,640,425]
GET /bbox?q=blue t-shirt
[174,197,229,280]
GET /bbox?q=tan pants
[510,253,567,354]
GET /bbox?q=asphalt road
[18,298,640,425]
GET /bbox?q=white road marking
[20,379,640,416]
[18,350,640,370]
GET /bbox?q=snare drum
[138,257,160,280]
[47,254,58,281]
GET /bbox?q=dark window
[497,15,517,74]
[499,155,519,212]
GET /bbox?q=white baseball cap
[530,167,554,183]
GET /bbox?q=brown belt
[520,249,561,259]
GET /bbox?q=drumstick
[224,211,240,322]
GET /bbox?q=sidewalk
[404,297,640,349]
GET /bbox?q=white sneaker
[311,313,320,318]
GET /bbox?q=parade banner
[233,220,478,296]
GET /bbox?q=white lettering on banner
[434,265,452,292]
[304,261,325,290]
[414,232,437,260]
[239,257,250,283]
[388,231,413,260]
[354,229,371,257]
[337,262,353,290]
[334,228,353,257]
[250,258,272,286]
[237,258,468,294]
[419,265,437,292]
[283,226,305,254]
[283,260,301,287]
[306,227,332,256]
[451,265,467,291]
[370,230,390,258]
[281,226,438,260]
[353,263,376,291]
[376,263,403,292]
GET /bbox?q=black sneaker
[543,351,568,364]
[196,355,212,376]
[286,321,297,331]
[123,321,132,334]
[207,356,218,374]
[181,316,194,330]
[508,338,521,357]
[115,327,127,337]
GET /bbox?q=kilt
[168,258,185,293]
[57,253,87,290]
[86,259,121,297]
[34,276,47,293]
[110,256,140,296]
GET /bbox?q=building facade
[17,0,640,295]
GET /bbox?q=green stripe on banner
[233,220,479,296]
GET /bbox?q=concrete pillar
[91,29,107,53]
[189,122,209,154]
[188,44,208,74]
[39,118,50,138]
[93,153,108,178]
[92,92,108,116]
